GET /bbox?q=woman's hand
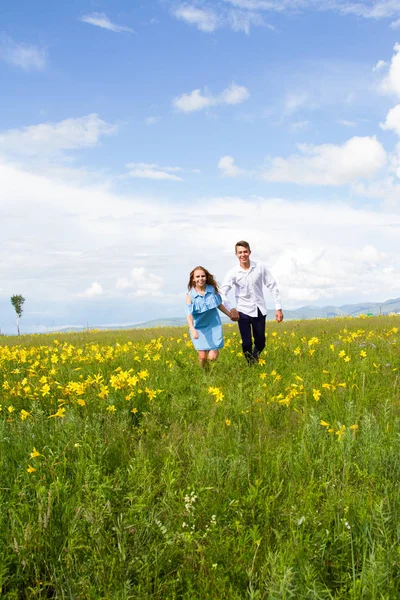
[191,328,199,339]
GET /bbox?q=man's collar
[237,260,256,272]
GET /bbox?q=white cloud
[116,267,165,297]
[80,282,104,298]
[262,136,387,185]
[173,89,213,113]
[382,43,400,97]
[145,116,161,126]
[0,34,46,71]
[289,120,310,132]
[174,5,219,32]
[284,92,310,115]
[126,162,184,181]
[381,104,400,136]
[218,155,242,177]
[337,119,357,127]
[2,156,400,332]
[0,114,117,157]
[373,59,387,71]
[80,12,135,33]
[173,83,249,112]
[172,0,400,33]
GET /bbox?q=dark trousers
[238,309,266,362]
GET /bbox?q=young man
[220,241,283,363]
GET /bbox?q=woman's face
[193,269,207,287]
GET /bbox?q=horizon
[2,294,399,336]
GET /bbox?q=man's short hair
[235,240,251,252]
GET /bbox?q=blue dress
[186,285,224,351]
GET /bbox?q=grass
[0,316,399,598]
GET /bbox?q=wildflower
[145,388,157,400]
[335,425,346,441]
[320,420,330,427]
[48,407,66,419]
[259,373,267,380]
[41,383,50,397]
[208,386,224,403]
[98,385,109,399]
[344,356,351,363]
[20,409,31,421]
[27,465,36,473]
[106,405,116,412]
[225,419,231,426]
[131,407,138,414]
[77,399,86,406]
[138,370,149,380]
[30,448,41,459]
[359,350,367,358]
[7,406,15,414]
[338,350,346,358]
[313,389,321,401]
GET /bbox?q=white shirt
[220,260,282,317]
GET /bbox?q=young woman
[186,266,232,367]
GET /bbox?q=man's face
[235,246,251,266]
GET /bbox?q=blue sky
[2,0,400,333]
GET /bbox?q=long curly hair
[188,266,219,293]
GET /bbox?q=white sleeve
[220,270,235,311]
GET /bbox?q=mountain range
[48,296,400,333]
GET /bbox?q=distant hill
[48,296,400,333]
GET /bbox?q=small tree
[11,294,25,336]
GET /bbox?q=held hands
[230,308,240,322]
[275,309,284,323]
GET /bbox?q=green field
[0,316,399,598]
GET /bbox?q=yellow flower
[225,419,231,427]
[48,407,66,419]
[313,389,321,401]
[359,350,367,358]
[7,406,15,414]
[259,373,267,380]
[258,358,266,365]
[335,425,346,441]
[131,407,138,414]
[20,409,31,421]
[106,405,116,412]
[320,420,330,427]
[344,356,351,363]
[138,370,149,380]
[41,383,50,397]
[30,448,41,459]
[338,350,346,358]
[145,388,157,400]
[27,465,36,473]
[77,399,86,406]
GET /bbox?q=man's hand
[230,308,240,322]
[275,309,283,323]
